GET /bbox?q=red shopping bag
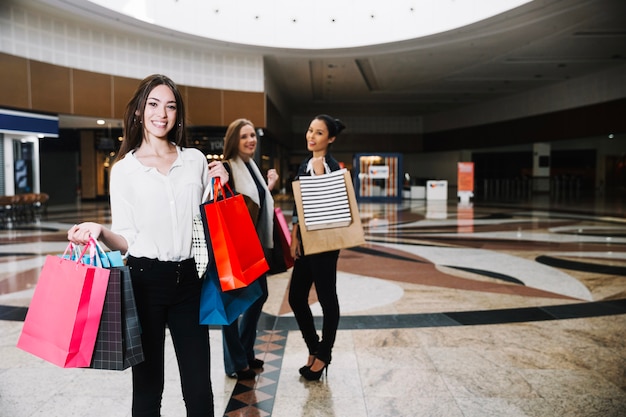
[17,243,110,368]
[200,178,268,291]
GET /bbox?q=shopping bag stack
[17,242,110,368]
[17,239,144,370]
[199,178,268,291]
[85,239,144,370]
[197,178,267,325]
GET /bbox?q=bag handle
[61,241,93,266]
[202,176,235,203]
[63,242,82,261]
[89,237,111,268]
[201,182,213,203]
[62,242,80,261]
[212,177,235,203]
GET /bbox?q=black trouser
[127,256,214,417]
[222,274,269,375]
[288,250,340,364]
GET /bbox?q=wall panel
[112,76,139,119]
[30,61,71,114]
[0,53,266,128]
[73,70,112,117]
[223,91,265,127]
[0,53,29,109]
[186,86,222,126]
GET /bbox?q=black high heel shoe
[233,368,256,380]
[301,359,329,381]
[248,358,264,369]
[299,353,317,376]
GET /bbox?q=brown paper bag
[293,169,365,255]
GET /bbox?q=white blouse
[306,158,331,176]
[109,146,209,262]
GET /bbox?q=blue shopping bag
[90,239,124,267]
[199,263,262,325]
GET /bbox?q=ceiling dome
[84,0,532,50]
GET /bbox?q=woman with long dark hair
[288,114,346,381]
[68,74,227,416]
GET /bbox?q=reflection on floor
[1,193,625,416]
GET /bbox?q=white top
[305,159,331,176]
[110,146,209,262]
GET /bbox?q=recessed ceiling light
[97,119,105,125]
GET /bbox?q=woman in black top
[289,114,346,381]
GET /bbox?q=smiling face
[142,84,177,141]
[306,118,335,156]
[237,123,257,161]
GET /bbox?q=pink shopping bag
[17,243,110,368]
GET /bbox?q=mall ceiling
[29,0,626,126]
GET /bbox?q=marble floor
[1,192,625,417]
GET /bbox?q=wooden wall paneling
[186,86,222,126]
[112,76,140,119]
[72,69,112,117]
[222,91,265,127]
[30,61,72,114]
[0,53,30,109]
[0,53,263,133]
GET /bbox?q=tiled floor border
[223,330,287,417]
[3,299,626,326]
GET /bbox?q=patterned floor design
[224,330,287,417]
[1,193,625,416]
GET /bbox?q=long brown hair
[116,74,187,162]
[223,118,255,160]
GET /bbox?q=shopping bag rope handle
[88,237,111,268]
[61,241,92,267]
[212,177,235,203]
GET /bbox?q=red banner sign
[457,162,474,193]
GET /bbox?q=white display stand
[410,186,425,199]
[457,191,474,204]
[426,180,448,200]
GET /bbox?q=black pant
[222,274,269,375]
[127,256,214,417]
[288,250,340,364]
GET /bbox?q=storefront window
[354,153,402,201]
[13,139,35,194]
